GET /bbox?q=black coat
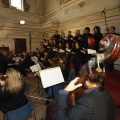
[0,53,8,74]
[93,33,103,51]
[54,87,115,120]
[0,82,28,113]
[82,33,93,49]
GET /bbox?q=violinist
[53,71,115,120]
[19,51,33,77]
[12,50,17,57]
[0,51,8,74]
[35,48,43,62]
[41,50,51,68]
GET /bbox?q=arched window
[1,0,30,12]
[10,0,24,11]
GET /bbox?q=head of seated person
[1,68,23,94]
[85,70,104,89]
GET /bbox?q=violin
[7,49,16,59]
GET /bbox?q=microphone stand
[101,8,109,34]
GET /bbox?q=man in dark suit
[54,72,115,120]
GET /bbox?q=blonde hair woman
[0,68,28,113]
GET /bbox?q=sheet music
[30,63,41,72]
[31,57,38,63]
[13,57,21,60]
[87,49,96,54]
[39,67,64,88]
[65,49,71,52]
[53,48,58,52]
[59,49,65,53]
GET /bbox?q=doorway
[14,38,27,52]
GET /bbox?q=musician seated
[53,72,115,120]
[34,48,43,62]
[41,50,51,68]
[2,50,8,57]
[0,68,28,114]
[0,51,8,74]
[19,51,33,76]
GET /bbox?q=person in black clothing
[35,48,43,62]
[71,42,84,75]
[0,52,8,74]
[41,50,51,68]
[108,26,120,72]
[0,68,28,114]
[54,70,115,120]
[73,30,84,48]
[83,27,93,49]
[83,27,94,63]
[93,26,103,52]
[19,51,33,76]
[67,31,73,41]
[48,39,54,48]
[53,30,60,45]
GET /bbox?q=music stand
[30,62,45,95]
[39,67,65,97]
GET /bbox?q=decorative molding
[86,15,120,25]
[41,21,59,30]
[43,1,119,22]
[44,0,83,18]
[78,1,85,7]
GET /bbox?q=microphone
[101,8,106,15]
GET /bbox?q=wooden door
[14,38,26,52]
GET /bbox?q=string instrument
[69,71,88,107]
[42,49,51,63]
[69,34,120,108]
[7,49,16,59]
[16,48,20,56]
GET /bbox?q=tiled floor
[0,73,49,120]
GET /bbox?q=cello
[69,34,120,107]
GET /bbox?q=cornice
[41,21,59,30]
[43,0,83,19]
[42,2,119,22]
[42,14,120,32]
[0,6,39,19]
